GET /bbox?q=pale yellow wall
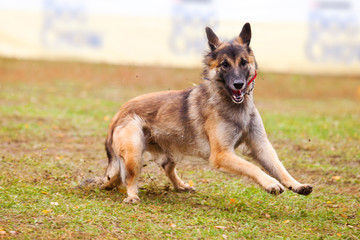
[0,0,359,75]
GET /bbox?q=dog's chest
[192,112,251,159]
[219,108,252,145]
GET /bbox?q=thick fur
[99,23,312,203]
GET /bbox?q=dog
[87,23,312,203]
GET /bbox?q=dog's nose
[233,80,244,90]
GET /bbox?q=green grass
[0,59,359,239]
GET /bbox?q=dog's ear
[205,27,220,51]
[238,22,251,46]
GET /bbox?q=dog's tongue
[231,89,242,96]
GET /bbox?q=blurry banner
[0,0,359,75]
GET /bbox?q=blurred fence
[0,0,359,75]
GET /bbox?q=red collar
[247,71,257,86]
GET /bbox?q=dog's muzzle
[230,79,246,103]
[230,71,257,103]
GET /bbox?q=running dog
[84,23,312,203]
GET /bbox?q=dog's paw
[176,183,196,192]
[265,182,285,195]
[123,195,140,204]
[290,184,313,196]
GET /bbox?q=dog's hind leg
[161,156,194,192]
[112,117,145,203]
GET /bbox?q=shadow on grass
[73,183,317,222]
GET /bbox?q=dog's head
[204,23,257,104]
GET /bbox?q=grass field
[0,58,359,239]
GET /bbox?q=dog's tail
[101,128,124,190]
[105,133,114,165]
[78,125,124,190]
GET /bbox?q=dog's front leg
[209,151,285,195]
[246,110,312,195]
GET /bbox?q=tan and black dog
[84,23,312,203]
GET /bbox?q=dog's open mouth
[230,89,245,103]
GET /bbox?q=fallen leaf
[9,231,16,235]
[24,124,29,129]
[75,206,79,209]
[265,213,271,218]
[0,230,6,235]
[118,187,127,193]
[42,209,52,214]
[57,133,64,138]
[283,220,290,223]
[214,226,227,229]
[332,176,341,181]
[337,233,341,237]
[51,202,59,206]
[201,179,210,183]
[222,234,228,239]
[340,214,348,218]
[169,223,176,228]
[56,156,64,160]
[326,201,332,204]
[188,180,194,187]
[104,116,110,121]
[229,198,236,204]
[41,191,48,194]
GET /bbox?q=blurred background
[1,2,360,238]
[0,0,359,75]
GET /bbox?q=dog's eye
[240,58,248,66]
[221,60,230,69]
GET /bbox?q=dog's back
[106,89,195,156]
